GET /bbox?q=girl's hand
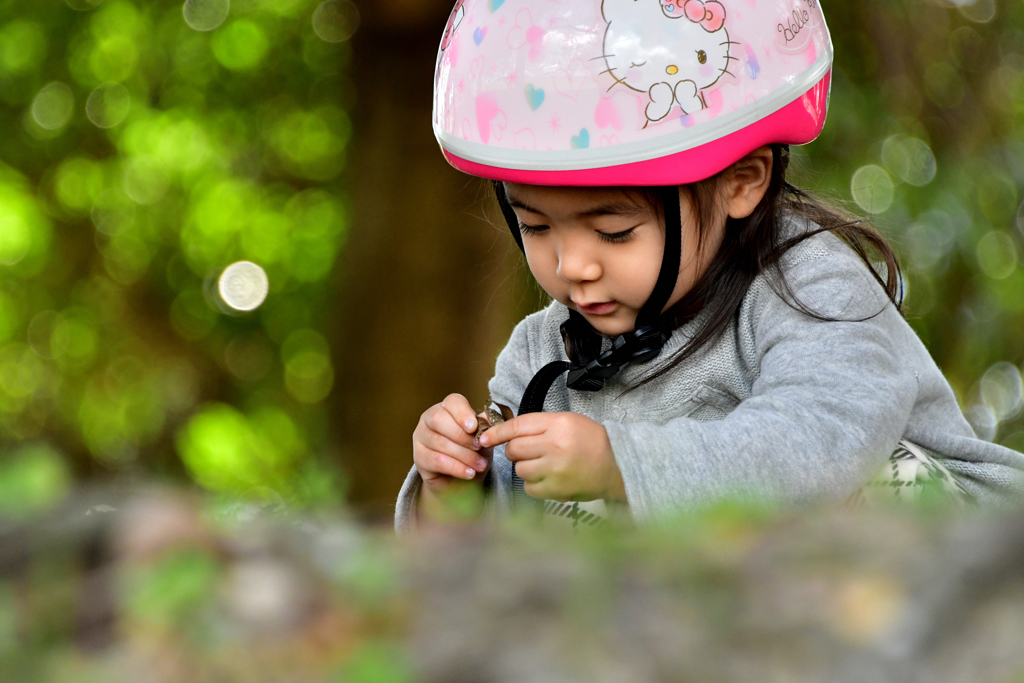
[413,393,490,495]
[478,413,627,503]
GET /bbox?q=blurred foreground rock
[1,488,1023,683]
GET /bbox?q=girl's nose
[556,241,601,283]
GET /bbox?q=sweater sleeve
[484,314,540,516]
[394,314,539,533]
[604,250,919,520]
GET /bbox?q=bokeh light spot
[102,231,152,284]
[851,165,894,214]
[262,0,305,16]
[55,157,106,211]
[260,295,312,344]
[0,444,71,520]
[269,107,350,181]
[31,82,74,130]
[183,0,231,32]
[976,231,1018,280]
[176,403,304,494]
[282,329,333,404]
[218,261,269,312]
[904,211,955,272]
[0,21,47,75]
[0,216,32,266]
[52,308,99,370]
[881,135,936,187]
[72,355,167,464]
[122,156,169,205]
[0,343,48,401]
[86,82,131,128]
[0,183,51,273]
[965,403,997,441]
[157,119,210,171]
[212,20,269,71]
[89,1,143,41]
[957,0,995,23]
[312,0,360,43]
[977,173,1017,224]
[92,188,136,236]
[904,272,935,315]
[980,362,1023,422]
[949,27,985,72]
[279,190,347,282]
[241,211,291,264]
[89,35,138,83]
[182,178,259,272]
[28,311,67,360]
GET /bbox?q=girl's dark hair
[635,143,904,385]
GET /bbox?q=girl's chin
[580,312,636,337]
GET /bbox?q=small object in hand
[475,401,514,440]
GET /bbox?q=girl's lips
[576,301,617,315]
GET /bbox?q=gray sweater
[395,231,1024,530]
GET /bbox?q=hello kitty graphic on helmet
[604,0,733,123]
[433,0,832,186]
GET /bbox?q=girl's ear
[722,147,774,219]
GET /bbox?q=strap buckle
[566,325,671,390]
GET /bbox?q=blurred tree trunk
[332,0,524,515]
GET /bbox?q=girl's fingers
[478,414,548,448]
[514,458,544,484]
[424,403,477,449]
[419,449,480,481]
[503,434,548,463]
[441,393,479,434]
[420,427,488,471]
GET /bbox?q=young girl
[397,0,1024,529]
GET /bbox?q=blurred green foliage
[0,0,354,510]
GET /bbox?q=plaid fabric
[542,500,609,530]
[849,440,976,508]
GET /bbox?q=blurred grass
[2,488,1023,682]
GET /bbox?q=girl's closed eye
[597,227,636,244]
[518,222,548,236]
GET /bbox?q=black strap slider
[563,323,671,391]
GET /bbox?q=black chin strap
[638,186,683,328]
[493,182,680,510]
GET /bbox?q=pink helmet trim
[443,71,831,187]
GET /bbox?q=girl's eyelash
[518,223,635,243]
[598,228,636,243]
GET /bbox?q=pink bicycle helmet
[433,0,832,186]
